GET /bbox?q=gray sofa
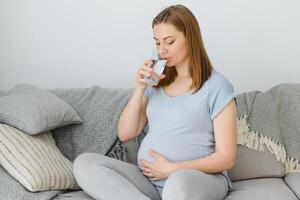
[0,84,299,200]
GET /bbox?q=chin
[166,62,175,67]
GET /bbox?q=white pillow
[0,123,79,192]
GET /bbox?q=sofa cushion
[122,124,149,165]
[0,123,79,192]
[0,165,60,200]
[50,86,133,161]
[52,191,93,200]
[284,173,300,199]
[225,178,298,200]
[227,145,285,181]
[124,140,139,165]
[0,84,82,135]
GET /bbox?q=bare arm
[118,58,165,143]
[118,87,148,143]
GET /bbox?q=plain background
[0,0,299,94]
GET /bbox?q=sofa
[0,83,299,200]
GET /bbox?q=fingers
[141,165,160,178]
[141,166,163,181]
[142,171,154,178]
[138,60,153,78]
[141,168,154,177]
[141,60,153,74]
[160,74,166,79]
[150,177,160,181]
[140,165,154,176]
[138,68,152,79]
[135,59,167,88]
[135,59,154,87]
[142,170,161,181]
[136,63,152,82]
[140,166,150,172]
[143,59,153,66]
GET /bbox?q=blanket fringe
[237,116,300,173]
[286,156,300,173]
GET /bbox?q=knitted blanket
[236,83,300,173]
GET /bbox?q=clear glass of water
[145,49,167,87]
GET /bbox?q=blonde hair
[152,5,212,94]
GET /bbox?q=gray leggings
[73,153,228,200]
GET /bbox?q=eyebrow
[153,36,174,40]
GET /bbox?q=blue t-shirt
[137,68,235,188]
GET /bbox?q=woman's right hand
[135,59,154,89]
[135,59,165,89]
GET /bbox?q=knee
[162,169,207,200]
[73,153,104,178]
[74,153,96,169]
[165,169,205,189]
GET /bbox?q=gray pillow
[0,84,82,135]
[227,145,285,181]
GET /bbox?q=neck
[175,58,191,79]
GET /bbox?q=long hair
[152,5,212,94]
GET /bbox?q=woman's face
[153,23,189,67]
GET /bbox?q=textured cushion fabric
[0,165,61,200]
[50,86,133,161]
[106,138,128,161]
[52,191,94,200]
[122,125,149,165]
[0,84,82,135]
[227,145,285,181]
[0,123,79,192]
[225,178,298,200]
[284,173,300,199]
[123,140,140,165]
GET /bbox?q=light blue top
[137,68,235,188]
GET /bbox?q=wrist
[169,162,179,174]
[135,86,146,92]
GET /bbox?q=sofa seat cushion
[227,145,285,181]
[52,191,93,200]
[225,178,298,200]
[284,173,300,199]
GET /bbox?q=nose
[158,47,167,58]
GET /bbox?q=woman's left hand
[139,150,176,181]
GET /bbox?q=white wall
[0,0,299,94]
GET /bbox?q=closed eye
[155,41,175,46]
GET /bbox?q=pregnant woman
[74,4,237,200]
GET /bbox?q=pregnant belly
[137,133,214,166]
